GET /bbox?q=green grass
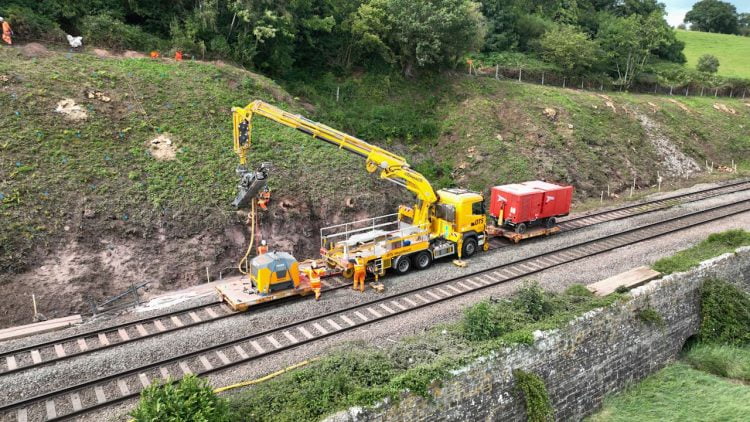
[676,30,750,79]
[227,284,623,421]
[652,229,750,274]
[685,344,750,382]
[588,363,750,422]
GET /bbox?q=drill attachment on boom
[232,162,272,208]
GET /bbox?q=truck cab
[431,188,487,258]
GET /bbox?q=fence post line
[336,86,340,102]
[654,84,658,93]
[685,87,688,97]
[730,89,733,98]
[743,89,746,100]
[701,87,704,96]
[518,67,522,82]
[600,82,603,91]
[563,77,566,88]
[541,72,545,85]
[495,64,499,80]
[669,86,673,95]
[715,88,718,97]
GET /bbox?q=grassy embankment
[676,30,750,79]
[2,47,749,275]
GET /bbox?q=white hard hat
[260,239,267,245]
[0,17,4,22]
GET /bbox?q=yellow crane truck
[231,100,487,282]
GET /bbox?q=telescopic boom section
[232,100,438,225]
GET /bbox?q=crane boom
[232,100,438,225]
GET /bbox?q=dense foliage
[696,53,720,74]
[699,278,750,346]
[513,369,554,422]
[0,0,686,85]
[685,0,740,35]
[132,375,231,422]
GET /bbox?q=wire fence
[471,64,750,100]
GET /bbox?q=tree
[538,25,600,74]
[739,13,750,36]
[685,0,739,34]
[353,0,486,76]
[696,54,720,73]
[597,11,674,87]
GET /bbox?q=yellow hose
[238,201,256,275]
[213,358,319,393]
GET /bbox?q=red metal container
[490,181,573,226]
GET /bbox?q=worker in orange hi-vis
[256,239,268,255]
[150,51,159,59]
[305,261,325,301]
[1,17,13,45]
[175,50,183,61]
[257,188,271,210]
[352,255,366,292]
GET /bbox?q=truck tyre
[414,251,432,270]
[462,237,478,258]
[545,217,556,229]
[515,223,527,234]
[394,255,412,274]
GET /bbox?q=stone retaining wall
[329,247,750,421]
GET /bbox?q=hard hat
[0,17,4,22]
[260,239,267,245]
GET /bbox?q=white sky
[663,0,750,27]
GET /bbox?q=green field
[676,30,750,79]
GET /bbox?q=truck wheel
[515,223,527,234]
[414,251,432,270]
[394,255,412,274]
[545,217,556,229]
[462,237,478,257]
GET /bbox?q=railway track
[3,198,748,421]
[1,177,748,381]
[0,277,353,378]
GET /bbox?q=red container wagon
[489,181,573,233]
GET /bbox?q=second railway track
[2,197,749,421]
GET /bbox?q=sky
[663,0,750,27]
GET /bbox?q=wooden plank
[587,266,661,296]
[0,315,82,341]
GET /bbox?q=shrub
[463,301,501,341]
[699,278,750,345]
[697,54,720,74]
[514,282,554,321]
[81,14,164,51]
[0,5,65,41]
[513,369,554,422]
[131,375,231,422]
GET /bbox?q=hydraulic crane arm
[231,100,438,226]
